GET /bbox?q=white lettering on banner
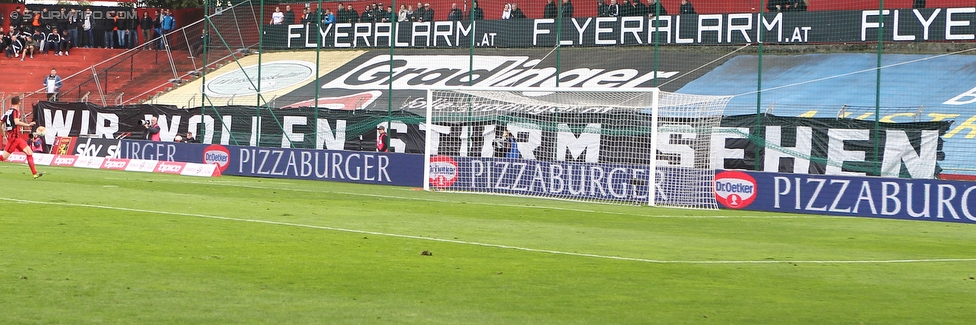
[42,109,74,142]
[75,138,121,158]
[760,126,813,174]
[826,129,869,176]
[93,113,119,139]
[236,148,391,182]
[945,8,976,40]
[773,176,976,221]
[945,86,976,105]
[124,142,177,161]
[467,159,650,200]
[761,13,784,43]
[282,116,307,148]
[556,124,600,162]
[710,127,748,170]
[863,8,976,41]
[322,55,677,91]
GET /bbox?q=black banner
[262,8,976,49]
[34,102,951,178]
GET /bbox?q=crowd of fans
[263,0,733,24]
[0,6,177,61]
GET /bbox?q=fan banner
[34,102,950,179]
[260,8,976,49]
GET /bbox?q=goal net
[424,87,732,209]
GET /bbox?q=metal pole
[315,1,323,149]
[201,0,211,143]
[257,0,265,146]
[387,0,397,132]
[874,0,885,175]
[755,1,765,172]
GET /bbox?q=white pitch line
[3,197,974,265]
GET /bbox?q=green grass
[1,163,975,324]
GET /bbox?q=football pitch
[2,164,975,324]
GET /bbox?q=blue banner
[433,156,714,206]
[717,170,976,224]
[117,140,425,187]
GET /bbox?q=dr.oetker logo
[429,156,458,188]
[713,171,757,209]
[203,145,231,172]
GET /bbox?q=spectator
[597,0,608,17]
[789,0,807,11]
[43,69,62,102]
[424,2,434,21]
[501,3,512,19]
[382,6,395,22]
[104,12,116,49]
[9,7,20,29]
[127,9,139,48]
[5,30,22,58]
[59,28,71,55]
[680,0,696,14]
[0,28,8,55]
[301,7,313,25]
[152,10,163,49]
[544,0,558,18]
[141,11,154,50]
[21,29,38,60]
[767,0,788,12]
[448,3,463,21]
[144,116,160,141]
[162,8,175,37]
[323,9,336,24]
[21,8,33,32]
[284,5,296,25]
[511,3,527,19]
[271,7,284,24]
[67,8,79,48]
[345,5,359,23]
[45,27,62,55]
[633,0,647,16]
[361,5,375,22]
[56,8,69,34]
[174,135,183,142]
[648,0,667,16]
[82,8,94,48]
[469,1,484,20]
[337,3,347,22]
[376,126,390,152]
[913,0,925,8]
[184,131,198,143]
[29,131,45,153]
[114,11,126,48]
[413,2,426,21]
[422,3,434,22]
[405,5,416,21]
[398,4,410,22]
[38,8,50,32]
[33,28,45,55]
[562,0,574,17]
[607,0,621,16]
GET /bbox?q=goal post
[423,87,731,209]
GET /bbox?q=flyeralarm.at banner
[261,8,976,49]
[714,169,976,224]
